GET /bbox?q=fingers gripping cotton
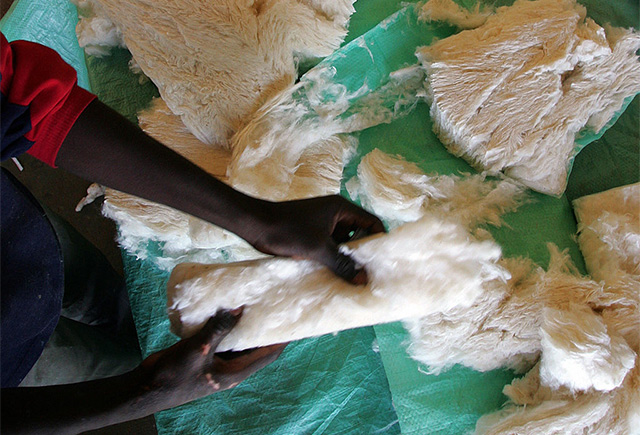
[417,0,640,196]
[167,215,510,352]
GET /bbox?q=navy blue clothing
[1,168,64,387]
[1,32,93,387]
[0,91,35,161]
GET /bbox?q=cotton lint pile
[418,0,640,195]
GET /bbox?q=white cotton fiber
[574,183,640,282]
[539,304,636,392]
[72,0,125,57]
[167,215,509,351]
[477,359,640,435]
[346,149,528,230]
[417,0,640,196]
[228,65,424,200]
[75,0,356,147]
[474,183,640,434]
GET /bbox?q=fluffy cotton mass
[473,184,639,434]
[74,0,356,146]
[417,0,640,195]
[346,149,638,433]
[167,215,509,352]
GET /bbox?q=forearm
[0,311,281,435]
[55,99,385,281]
[1,368,164,435]
[55,99,271,245]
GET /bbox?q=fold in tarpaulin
[3,0,637,433]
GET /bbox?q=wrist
[237,198,277,249]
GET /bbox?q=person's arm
[1,310,286,435]
[1,33,384,282]
[55,99,384,283]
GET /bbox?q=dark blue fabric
[1,82,36,162]
[0,168,64,387]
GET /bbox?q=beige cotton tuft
[167,215,510,351]
[417,0,640,195]
[346,148,528,230]
[74,0,356,146]
[573,183,640,283]
[475,184,640,434]
[418,0,493,30]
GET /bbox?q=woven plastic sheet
[122,250,400,435]
[5,0,638,433]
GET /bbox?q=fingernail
[229,307,244,317]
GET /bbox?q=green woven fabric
[347,106,589,434]
[123,252,401,435]
[5,0,637,433]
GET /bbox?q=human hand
[250,195,385,285]
[138,309,286,409]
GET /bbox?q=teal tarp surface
[3,0,637,433]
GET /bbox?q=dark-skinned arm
[1,310,286,435]
[56,99,384,283]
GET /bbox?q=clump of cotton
[405,246,622,375]
[417,0,640,196]
[74,0,357,146]
[539,304,635,392]
[167,214,509,352]
[574,183,640,282]
[474,183,640,434]
[228,65,424,200]
[418,0,493,30]
[346,149,528,230]
[73,0,125,57]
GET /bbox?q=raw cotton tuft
[417,0,640,195]
[418,0,493,30]
[167,214,509,352]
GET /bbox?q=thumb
[316,243,368,285]
[197,308,242,351]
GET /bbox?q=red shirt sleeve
[1,33,96,166]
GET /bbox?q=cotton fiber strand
[346,148,528,230]
[74,0,356,146]
[417,0,640,195]
[167,215,509,352]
